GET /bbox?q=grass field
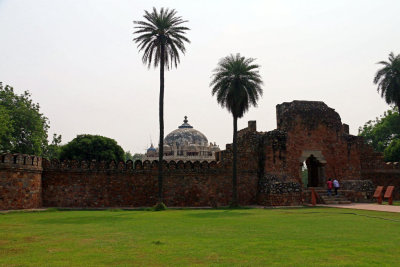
[1,207,400,266]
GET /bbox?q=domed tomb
[164,116,208,147]
[143,116,219,162]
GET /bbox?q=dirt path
[318,203,400,213]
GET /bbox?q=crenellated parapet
[0,153,42,210]
[0,153,42,171]
[42,158,223,172]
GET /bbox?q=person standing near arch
[333,178,340,196]
[326,178,333,196]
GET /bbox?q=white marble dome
[164,116,208,147]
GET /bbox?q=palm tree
[374,52,400,111]
[133,7,190,206]
[210,53,263,207]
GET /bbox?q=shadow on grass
[186,210,253,218]
[35,214,132,225]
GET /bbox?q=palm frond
[210,53,263,118]
[374,52,400,110]
[133,7,190,69]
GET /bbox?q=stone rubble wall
[257,174,302,206]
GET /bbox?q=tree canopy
[59,134,125,162]
[133,7,190,69]
[358,108,400,161]
[0,82,49,155]
[210,54,263,118]
[374,52,400,111]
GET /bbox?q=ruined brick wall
[42,159,258,207]
[217,121,304,206]
[267,101,364,184]
[0,154,42,210]
[3,100,398,209]
[359,143,400,199]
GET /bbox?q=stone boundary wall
[0,154,42,210]
[359,142,400,199]
[42,159,258,208]
[361,170,400,200]
[257,174,302,206]
[339,180,375,202]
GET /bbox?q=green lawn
[382,201,400,206]
[1,207,400,266]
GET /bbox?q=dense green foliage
[0,105,13,151]
[384,138,400,162]
[210,54,263,206]
[59,134,124,162]
[45,134,62,159]
[0,208,399,266]
[0,82,49,155]
[133,7,190,69]
[374,52,400,110]
[133,7,190,204]
[359,108,400,161]
[124,151,144,162]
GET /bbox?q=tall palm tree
[374,52,400,111]
[133,7,190,206]
[210,53,263,207]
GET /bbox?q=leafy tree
[0,105,13,152]
[210,54,263,207]
[132,153,144,162]
[133,7,190,206]
[359,108,400,161]
[0,82,49,155]
[44,134,62,159]
[124,150,134,161]
[374,52,400,111]
[124,151,143,162]
[384,139,400,162]
[59,134,125,162]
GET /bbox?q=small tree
[0,82,49,155]
[44,134,62,159]
[59,134,125,162]
[210,54,263,207]
[359,107,400,162]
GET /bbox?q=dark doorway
[306,155,320,187]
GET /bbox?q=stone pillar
[318,163,326,187]
[248,121,257,132]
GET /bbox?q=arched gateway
[299,150,327,188]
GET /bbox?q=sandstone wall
[0,154,42,210]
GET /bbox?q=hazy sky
[1,0,399,154]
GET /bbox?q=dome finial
[178,116,193,129]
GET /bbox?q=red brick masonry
[1,101,399,210]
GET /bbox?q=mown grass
[382,201,400,206]
[0,207,399,266]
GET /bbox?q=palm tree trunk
[158,44,165,204]
[232,115,238,207]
